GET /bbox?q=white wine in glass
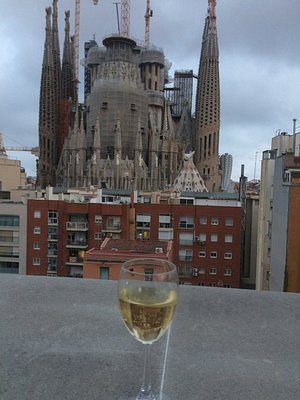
[118,258,179,400]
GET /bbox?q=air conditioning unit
[155,247,163,254]
[199,241,206,245]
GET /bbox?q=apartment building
[257,130,300,292]
[26,192,242,287]
[0,201,27,274]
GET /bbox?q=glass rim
[121,258,177,277]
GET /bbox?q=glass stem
[137,344,155,399]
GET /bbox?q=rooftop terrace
[0,275,299,399]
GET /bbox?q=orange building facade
[83,239,174,280]
[26,197,242,288]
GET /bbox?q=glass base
[118,394,171,400]
[136,394,171,400]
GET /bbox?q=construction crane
[0,133,39,156]
[121,0,130,36]
[144,0,153,46]
[74,0,99,89]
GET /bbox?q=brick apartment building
[26,193,242,288]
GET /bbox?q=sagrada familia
[37,0,221,192]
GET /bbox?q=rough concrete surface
[0,275,299,400]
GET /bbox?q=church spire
[61,10,73,100]
[194,0,220,192]
[52,0,61,102]
[37,7,57,188]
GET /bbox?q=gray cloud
[0,0,299,181]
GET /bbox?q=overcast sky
[1,0,300,180]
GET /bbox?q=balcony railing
[66,256,83,265]
[0,253,19,259]
[47,251,57,257]
[102,224,121,233]
[66,222,88,231]
[0,237,19,244]
[48,234,58,241]
[66,239,88,248]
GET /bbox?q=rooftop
[1,275,299,400]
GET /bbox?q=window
[180,198,193,205]
[178,265,193,277]
[224,268,232,276]
[33,258,40,266]
[199,233,206,242]
[211,234,218,242]
[34,227,41,234]
[136,214,151,228]
[159,214,173,229]
[224,284,231,288]
[158,230,173,240]
[100,267,109,280]
[198,267,205,275]
[209,267,217,275]
[48,259,57,272]
[179,233,194,245]
[136,230,150,240]
[34,211,41,219]
[178,249,193,261]
[0,215,20,227]
[200,216,207,225]
[224,252,232,259]
[225,217,233,226]
[48,227,58,240]
[106,216,121,230]
[94,232,102,240]
[210,251,217,259]
[199,251,206,258]
[95,215,102,224]
[145,268,154,281]
[225,234,233,243]
[179,217,194,229]
[48,210,58,225]
[211,217,219,225]
[33,242,40,250]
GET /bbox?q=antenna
[113,2,121,34]
[254,151,259,180]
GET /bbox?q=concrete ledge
[0,275,299,400]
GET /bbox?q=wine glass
[118,258,179,400]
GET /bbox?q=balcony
[47,251,57,257]
[66,222,88,231]
[102,224,122,233]
[0,237,19,245]
[0,275,299,400]
[0,253,19,259]
[66,239,88,249]
[47,267,57,277]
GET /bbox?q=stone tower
[37,3,60,188]
[195,0,221,191]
